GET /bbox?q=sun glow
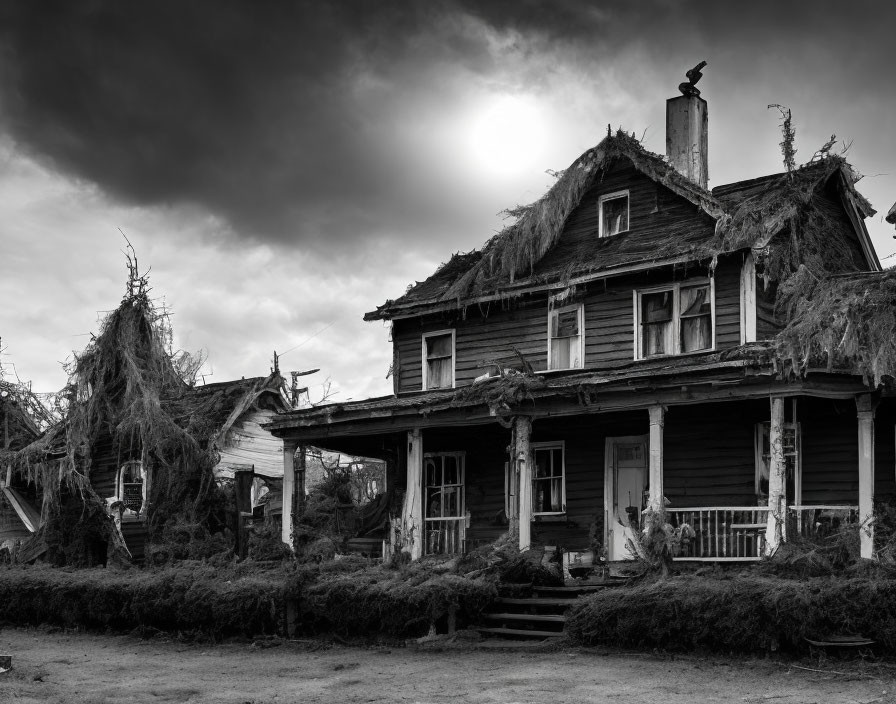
[465,94,546,178]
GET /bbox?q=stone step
[476,627,565,639]
[532,584,614,595]
[494,597,576,608]
[483,612,566,623]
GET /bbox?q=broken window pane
[549,306,582,370]
[601,194,629,236]
[642,291,673,356]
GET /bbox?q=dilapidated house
[2,268,290,564]
[270,74,893,567]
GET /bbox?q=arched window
[118,461,146,515]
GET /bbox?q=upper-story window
[548,303,584,370]
[599,190,629,237]
[422,330,455,390]
[635,280,714,359]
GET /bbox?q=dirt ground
[0,628,893,704]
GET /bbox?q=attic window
[635,280,715,359]
[599,191,629,237]
[422,330,455,390]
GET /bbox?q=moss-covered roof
[365,134,875,321]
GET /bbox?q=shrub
[566,574,896,653]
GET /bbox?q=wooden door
[605,437,648,561]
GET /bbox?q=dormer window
[548,303,584,370]
[422,330,455,390]
[599,191,629,237]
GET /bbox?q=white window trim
[531,440,566,516]
[421,329,456,390]
[632,277,716,360]
[598,190,630,238]
[108,460,148,519]
[546,302,585,371]
[754,421,802,503]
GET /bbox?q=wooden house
[0,384,43,556]
[267,81,892,565]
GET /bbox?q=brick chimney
[666,62,709,189]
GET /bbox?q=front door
[605,436,648,561]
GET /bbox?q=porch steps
[477,626,565,639]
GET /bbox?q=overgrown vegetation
[567,573,896,653]
[0,252,229,565]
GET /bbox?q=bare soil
[0,627,893,704]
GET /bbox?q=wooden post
[402,429,423,559]
[764,397,786,555]
[647,405,665,513]
[515,416,533,552]
[856,394,877,560]
[295,445,306,517]
[234,468,254,560]
[281,441,297,548]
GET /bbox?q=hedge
[0,559,496,640]
[566,574,896,653]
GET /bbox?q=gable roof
[366,134,876,321]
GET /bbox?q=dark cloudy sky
[1,1,894,399]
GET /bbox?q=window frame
[531,441,567,517]
[754,421,802,504]
[421,329,456,391]
[598,190,630,238]
[546,302,585,371]
[114,460,148,517]
[632,278,716,360]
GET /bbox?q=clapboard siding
[394,258,744,392]
[217,409,283,478]
[800,398,859,504]
[874,401,896,500]
[664,401,766,507]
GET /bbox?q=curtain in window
[641,291,673,355]
[679,286,711,352]
[602,196,628,236]
[426,334,453,388]
[550,309,580,370]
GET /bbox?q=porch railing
[787,505,858,541]
[667,507,770,561]
[424,518,464,555]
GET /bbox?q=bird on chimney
[679,61,707,97]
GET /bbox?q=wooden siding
[393,258,744,393]
[799,398,859,504]
[756,280,780,340]
[664,401,766,507]
[217,409,284,479]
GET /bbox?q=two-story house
[267,79,892,565]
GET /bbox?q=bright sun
[465,94,545,178]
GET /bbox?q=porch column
[295,445,307,517]
[402,429,424,560]
[647,405,665,513]
[515,416,533,552]
[856,394,877,560]
[764,397,786,555]
[281,440,297,548]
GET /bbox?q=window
[755,422,801,503]
[422,330,455,390]
[116,460,146,516]
[599,191,629,237]
[548,303,584,370]
[424,452,465,554]
[532,442,565,515]
[635,280,714,359]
